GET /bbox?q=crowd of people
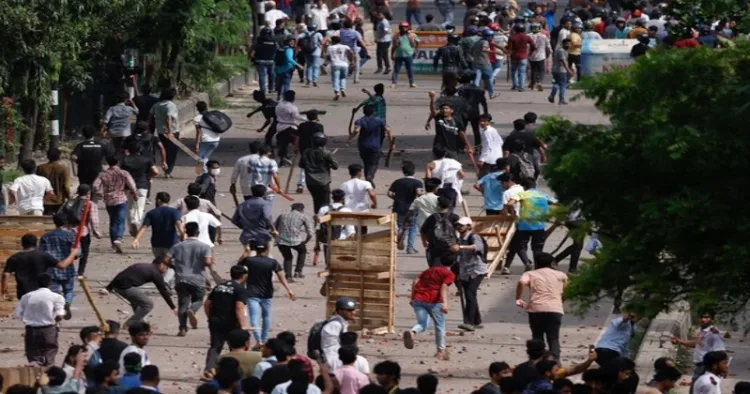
[0,0,747,393]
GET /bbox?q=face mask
[210,169,221,176]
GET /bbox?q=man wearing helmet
[528,22,551,91]
[460,25,480,69]
[321,297,358,368]
[391,21,421,88]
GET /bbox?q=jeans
[505,229,546,268]
[127,188,149,229]
[392,56,415,84]
[297,170,306,187]
[331,65,349,93]
[397,212,417,252]
[436,4,454,27]
[51,277,75,304]
[376,42,391,70]
[406,8,423,25]
[158,132,180,175]
[247,297,273,343]
[0,202,5,215]
[106,203,128,245]
[351,52,361,83]
[275,71,293,100]
[78,234,91,276]
[116,286,155,327]
[199,141,220,172]
[528,311,562,359]
[305,55,321,83]
[307,183,330,215]
[458,275,483,325]
[491,61,503,80]
[205,328,229,372]
[473,66,494,96]
[359,149,381,185]
[278,243,307,278]
[411,300,446,350]
[529,60,545,85]
[550,72,568,103]
[176,282,206,330]
[511,59,528,90]
[257,61,276,93]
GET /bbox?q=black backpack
[428,212,458,253]
[59,197,88,226]
[275,47,288,67]
[470,232,489,263]
[319,205,344,243]
[201,110,233,134]
[307,318,335,360]
[298,33,317,55]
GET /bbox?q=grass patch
[2,168,23,183]
[628,318,650,356]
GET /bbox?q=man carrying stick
[104,259,177,330]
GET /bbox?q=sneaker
[406,249,419,254]
[340,90,347,97]
[383,69,391,74]
[177,329,187,337]
[559,101,569,105]
[500,267,511,275]
[458,323,475,331]
[374,68,383,74]
[296,186,304,194]
[303,83,311,88]
[435,350,450,360]
[128,223,138,237]
[390,83,397,89]
[548,96,555,103]
[333,93,340,101]
[113,240,123,254]
[281,158,293,166]
[286,276,296,283]
[518,88,526,92]
[312,82,318,87]
[474,324,484,329]
[187,310,198,329]
[146,198,152,205]
[409,83,418,88]
[523,263,533,272]
[403,330,415,349]
[489,93,500,99]
[511,86,518,91]
[535,84,543,91]
[294,272,305,278]
[64,303,72,320]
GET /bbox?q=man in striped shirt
[93,156,138,254]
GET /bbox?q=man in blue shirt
[275,37,303,100]
[232,185,276,254]
[132,192,185,259]
[476,158,509,215]
[40,213,76,319]
[349,104,393,186]
[594,312,638,366]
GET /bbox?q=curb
[633,301,691,376]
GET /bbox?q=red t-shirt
[594,21,606,36]
[412,266,455,304]
[674,38,700,49]
[509,33,536,61]
[489,41,497,64]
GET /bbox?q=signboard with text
[581,39,639,76]
[412,31,449,74]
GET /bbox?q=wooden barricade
[471,214,517,278]
[317,212,396,334]
[0,216,56,316]
[0,366,44,387]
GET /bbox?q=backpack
[307,318,336,360]
[319,205,344,243]
[512,152,536,181]
[298,33,317,55]
[469,232,489,263]
[427,212,458,253]
[200,110,233,134]
[275,47,288,67]
[59,197,88,226]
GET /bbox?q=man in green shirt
[391,22,421,88]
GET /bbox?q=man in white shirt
[693,351,728,394]
[119,321,152,375]
[230,141,262,201]
[15,273,65,366]
[321,297,357,370]
[340,164,376,212]
[264,1,289,27]
[193,101,222,173]
[409,178,441,230]
[326,35,354,100]
[671,311,726,390]
[316,189,355,263]
[9,159,53,215]
[275,90,307,164]
[182,195,222,247]
[500,172,524,216]
[477,114,503,177]
[308,0,329,31]
[249,145,281,213]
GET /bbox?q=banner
[412,31,449,74]
[580,39,639,76]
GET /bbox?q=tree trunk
[19,98,38,164]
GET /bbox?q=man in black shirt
[294,111,325,193]
[204,265,250,374]
[132,84,159,123]
[433,33,468,89]
[71,126,113,186]
[247,90,279,149]
[301,133,339,214]
[503,119,544,180]
[429,102,470,156]
[98,320,129,364]
[123,121,167,170]
[238,242,295,345]
[122,140,158,236]
[512,339,547,390]
[420,196,460,267]
[250,28,279,95]
[387,161,424,254]
[1,233,78,300]
[105,259,177,328]
[458,73,489,147]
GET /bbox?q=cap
[573,22,583,29]
[466,25,478,34]
[457,217,473,226]
[307,24,318,31]
[399,21,410,28]
[335,297,357,310]
[530,22,541,30]
[616,17,626,23]
[482,28,494,37]
[251,241,268,251]
[489,22,500,31]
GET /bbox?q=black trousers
[158,132,180,175]
[594,347,622,367]
[43,204,63,216]
[360,149,381,186]
[25,325,58,366]
[205,328,229,372]
[568,54,582,82]
[485,209,502,215]
[279,243,307,277]
[555,224,584,272]
[505,230,546,268]
[78,234,92,276]
[528,311,562,359]
[441,72,458,90]
[376,42,391,70]
[264,122,278,149]
[530,60,545,85]
[458,275,484,325]
[78,171,101,188]
[307,183,330,215]
[468,115,481,147]
[276,127,295,162]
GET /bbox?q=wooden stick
[461,200,470,218]
[73,201,91,249]
[284,154,299,194]
[268,184,295,201]
[79,277,109,332]
[167,134,203,174]
[466,150,480,174]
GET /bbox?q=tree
[538,42,750,320]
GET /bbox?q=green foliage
[538,42,750,319]
[665,0,750,37]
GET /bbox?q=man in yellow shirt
[627,18,649,39]
[567,22,583,83]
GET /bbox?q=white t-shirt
[272,381,323,394]
[265,9,288,27]
[119,345,150,375]
[693,372,722,394]
[340,178,373,212]
[327,44,352,68]
[182,210,222,247]
[249,155,279,200]
[502,184,524,215]
[317,203,355,240]
[309,7,329,30]
[431,158,463,203]
[194,114,221,142]
[479,126,503,164]
[232,154,258,197]
[556,28,571,49]
[9,174,52,212]
[327,354,370,374]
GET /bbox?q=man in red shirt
[508,24,537,92]
[402,259,455,360]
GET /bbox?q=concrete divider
[633,301,691,376]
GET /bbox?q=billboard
[580,39,639,76]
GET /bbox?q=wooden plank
[329,254,391,271]
[317,271,330,277]
[327,218,389,228]
[318,214,332,224]
[486,222,517,278]
[330,242,392,257]
[376,215,391,225]
[328,288,392,299]
[360,230,391,243]
[328,211,390,219]
[374,271,390,279]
